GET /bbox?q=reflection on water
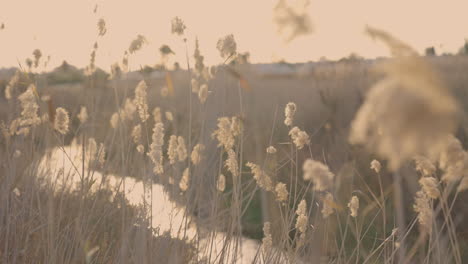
[38,140,261,263]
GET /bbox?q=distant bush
[425,46,436,56]
[46,61,85,85]
[458,41,468,55]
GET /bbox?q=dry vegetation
[2,10,468,264]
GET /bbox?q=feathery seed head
[148,122,165,174]
[191,143,205,165]
[419,177,440,199]
[33,49,42,68]
[230,117,242,137]
[193,38,205,76]
[135,80,149,122]
[217,174,226,192]
[212,117,240,150]
[370,159,382,173]
[295,199,308,233]
[289,126,309,149]
[5,70,20,100]
[414,156,436,176]
[179,168,190,191]
[171,17,186,36]
[1,122,10,141]
[303,159,334,191]
[266,146,277,154]
[97,18,107,36]
[348,196,359,217]
[216,34,237,59]
[321,192,335,218]
[262,222,273,253]
[165,111,174,121]
[177,136,188,162]
[77,106,88,124]
[122,98,137,121]
[191,78,200,93]
[275,182,288,202]
[54,107,69,135]
[136,144,144,154]
[110,112,120,129]
[247,162,273,191]
[131,124,142,145]
[128,35,147,54]
[284,102,297,126]
[437,135,468,184]
[153,107,162,123]
[349,27,458,171]
[225,149,239,178]
[273,0,313,42]
[13,150,21,158]
[198,84,208,104]
[413,190,433,232]
[168,135,178,165]
[18,85,41,128]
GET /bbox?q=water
[38,140,262,263]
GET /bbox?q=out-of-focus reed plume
[54,107,70,135]
[217,34,237,59]
[171,16,186,36]
[273,0,313,42]
[97,18,107,36]
[349,26,459,170]
[129,35,147,54]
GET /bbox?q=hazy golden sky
[1,0,467,70]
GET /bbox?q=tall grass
[1,15,468,264]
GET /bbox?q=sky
[1,0,468,71]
